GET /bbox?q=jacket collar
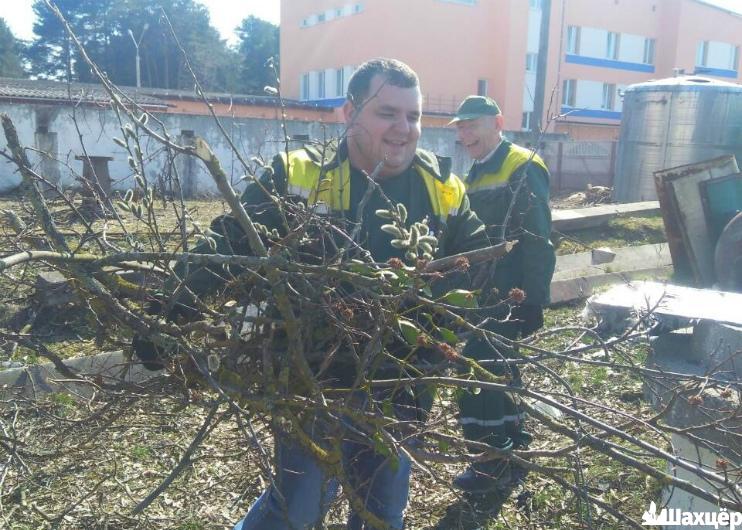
[467,139,512,182]
[306,139,451,183]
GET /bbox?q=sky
[2,0,742,44]
[2,0,281,44]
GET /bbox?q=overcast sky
[2,0,741,44]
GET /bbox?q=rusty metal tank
[613,76,742,202]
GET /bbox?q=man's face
[343,74,422,179]
[456,115,503,161]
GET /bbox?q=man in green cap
[450,95,555,493]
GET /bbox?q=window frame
[567,26,581,55]
[477,79,489,97]
[562,79,576,107]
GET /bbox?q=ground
[0,194,669,529]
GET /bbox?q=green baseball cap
[448,95,501,125]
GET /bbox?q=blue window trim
[302,97,346,108]
[693,66,738,79]
[566,54,655,73]
[561,106,622,120]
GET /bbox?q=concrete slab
[552,201,660,232]
[586,281,742,328]
[550,244,672,304]
[0,350,162,399]
[554,243,671,278]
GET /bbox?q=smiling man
[450,96,555,495]
[132,58,487,530]
[227,59,488,530]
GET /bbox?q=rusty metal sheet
[654,155,739,286]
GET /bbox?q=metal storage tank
[613,76,742,202]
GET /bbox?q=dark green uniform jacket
[457,140,554,449]
[465,140,555,309]
[173,141,488,396]
[181,141,487,289]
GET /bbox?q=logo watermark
[642,501,742,529]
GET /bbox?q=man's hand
[131,335,165,371]
[130,297,201,371]
[511,304,544,337]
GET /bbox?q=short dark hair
[346,58,419,106]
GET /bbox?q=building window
[301,15,318,28]
[696,41,709,66]
[317,71,326,99]
[522,111,533,130]
[525,53,538,72]
[336,68,345,97]
[301,73,310,100]
[529,0,541,8]
[354,3,364,13]
[643,38,656,65]
[567,26,581,55]
[606,32,620,60]
[477,79,488,96]
[317,12,326,22]
[734,46,741,71]
[562,79,576,107]
[602,83,616,110]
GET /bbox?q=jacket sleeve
[439,193,490,257]
[169,155,288,299]
[511,163,556,306]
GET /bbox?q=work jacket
[173,141,489,392]
[465,140,555,308]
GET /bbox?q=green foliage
[26,0,237,91]
[376,204,438,263]
[48,392,76,417]
[235,16,279,95]
[130,444,152,460]
[0,18,25,78]
[397,317,421,345]
[441,289,479,308]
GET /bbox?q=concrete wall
[0,101,466,195]
[1,100,614,196]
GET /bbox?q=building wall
[0,102,344,195]
[669,0,742,80]
[280,0,535,130]
[281,0,742,141]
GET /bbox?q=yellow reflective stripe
[283,151,351,212]
[312,159,351,211]
[284,150,465,222]
[466,181,508,194]
[466,144,547,193]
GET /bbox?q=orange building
[279,0,742,140]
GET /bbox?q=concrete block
[645,332,740,453]
[690,321,742,381]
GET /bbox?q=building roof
[0,77,168,108]
[140,86,335,112]
[0,77,330,113]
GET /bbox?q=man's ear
[495,114,505,133]
[342,100,356,125]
